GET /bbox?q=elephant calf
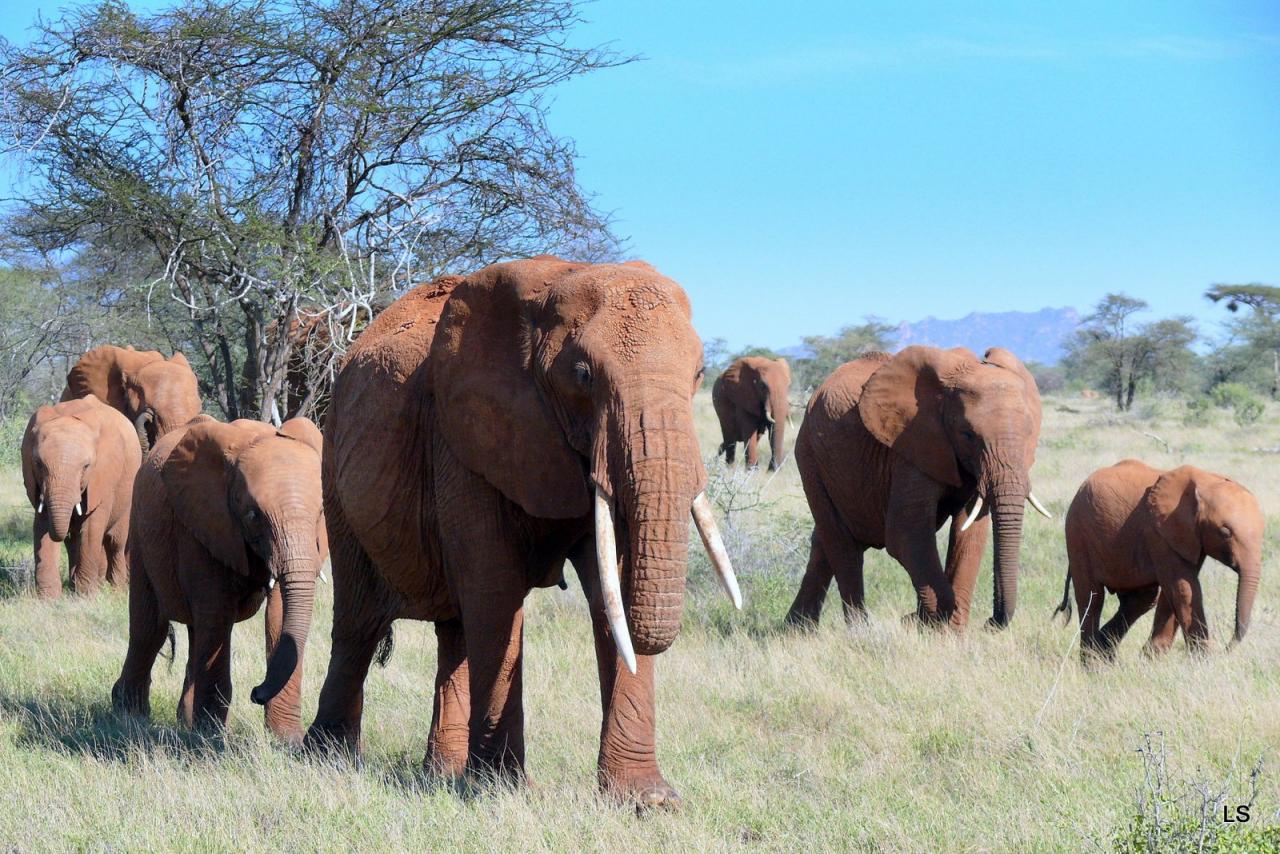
[712,356,791,471]
[112,415,326,744]
[1057,460,1263,660]
[21,395,142,598]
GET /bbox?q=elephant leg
[68,515,108,596]
[570,541,679,809]
[105,526,129,588]
[1166,573,1210,651]
[719,441,736,466]
[784,533,834,628]
[744,430,761,469]
[1098,586,1159,653]
[831,544,867,624]
[32,513,62,600]
[307,501,399,755]
[178,620,234,732]
[945,509,990,630]
[1074,580,1107,662]
[262,582,305,745]
[886,468,955,625]
[459,595,525,782]
[111,566,168,718]
[1143,591,1179,657]
[424,618,470,777]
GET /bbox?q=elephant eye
[1220,526,1232,538]
[573,361,593,390]
[245,508,258,522]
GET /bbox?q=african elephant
[21,395,142,599]
[111,415,326,744]
[784,346,1051,630]
[306,257,739,809]
[1055,460,1263,659]
[62,345,203,451]
[712,356,791,471]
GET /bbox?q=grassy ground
[0,393,1278,851]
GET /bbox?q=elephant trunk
[1232,556,1261,646]
[133,410,154,454]
[595,397,701,659]
[987,474,1028,629]
[43,475,82,543]
[251,555,315,706]
[766,387,789,470]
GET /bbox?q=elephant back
[62,345,164,410]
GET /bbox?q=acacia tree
[1065,293,1197,410]
[0,0,623,421]
[1206,283,1280,399]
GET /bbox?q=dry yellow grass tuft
[0,392,1276,850]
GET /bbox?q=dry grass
[0,392,1277,851]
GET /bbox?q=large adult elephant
[111,415,326,744]
[62,345,203,451]
[712,356,791,471]
[306,257,739,809]
[21,395,142,598]
[1056,460,1263,660]
[784,346,1051,630]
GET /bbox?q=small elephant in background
[112,415,326,744]
[1057,460,1263,660]
[22,395,142,599]
[62,344,203,452]
[712,356,791,470]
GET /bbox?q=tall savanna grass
[0,392,1276,850]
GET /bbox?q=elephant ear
[859,346,967,488]
[169,351,191,368]
[430,263,591,519]
[276,416,328,560]
[277,417,323,455]
[1146,467,1203,564]
[161,420,257,575]
[20,407,56,508]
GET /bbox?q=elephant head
[22,397,108,542]
[860,345,1047,627]
[430,257,738,669]
[124,353,203,450]
[161,416,326,704]
[1146,466,1264,645]
[744,356,792,470]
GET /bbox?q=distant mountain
[892,307,1080,365]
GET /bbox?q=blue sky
[4,1,1278,351]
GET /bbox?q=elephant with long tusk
[785,345,1049,631]
[306,257,739,810]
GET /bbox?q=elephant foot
[110,680,149,718]
[302,723,363,765]
[600,768,683,813]
[782,608,821,631]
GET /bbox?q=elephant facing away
[785,346,1052,630]
[112,415,326,744]
[21,396,142,599]
[1056,460,1263,660]
[712,356,791,471]
[62,345,203,452]
[307,257,739,809]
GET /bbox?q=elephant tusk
[594,486,637,676]
[960,495,983,532]
[37,495,44,514]
[691,492,742,609]
[267,577,275,591]
[1028,491,1053,520]
[74,500,83,517]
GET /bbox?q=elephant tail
[1052,571,1073,624]
[374,625,395,668]
[161,623,177,673]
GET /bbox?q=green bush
[1186,384,1266,427]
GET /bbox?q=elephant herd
[18,256,1264,809]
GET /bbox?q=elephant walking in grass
[712,356,791,471]
[1056,460,1263,660]
[22,396,142,598]
[785,346,1052,630]
[306,257,739,809]
[111,415,326,744]
[62,344,203,452]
